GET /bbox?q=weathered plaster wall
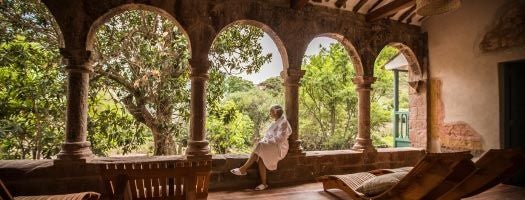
[423,0,525,153]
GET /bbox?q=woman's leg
[257,159,267,185]
[239,152,258,173]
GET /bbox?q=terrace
[0,0,524,199]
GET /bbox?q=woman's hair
[271,105,284,118]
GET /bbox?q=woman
[230,105,292,191]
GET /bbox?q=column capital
[189,58,211,80]
[282,68,306,86]
[352,76,376,90]
[59,48,93,73]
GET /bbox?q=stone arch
[375,42,428,149]
[388,42,424,84]
[310,33,365,77]
[85,4,191,53]
[37,1,65,49]
[213,20,289,70]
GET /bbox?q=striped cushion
[14,192,100,200]
[356,172,408,196]
[329,172,376,191]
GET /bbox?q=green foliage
[223,76,255,95]
[0,0,410,159]
[207,25,272,114]
[258,76,283,97]
[299,43,358,150]
[299,43,400,150]
[207,101,253,154]
[87,91,151,156]
[0,36,65,159]
[93,10,191,155]
[372,46,406,147]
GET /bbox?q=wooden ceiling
[292,0,427,25]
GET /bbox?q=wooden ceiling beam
[399,5,416,22]
[353,0,369,12]
[335,0,348,8]
[406,12,417,23]
[291,0,309,9]
[367,0,384,13]
[366,0,415,21]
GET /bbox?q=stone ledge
[209,147,425,190]
[0,148,425,195]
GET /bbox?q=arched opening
[88,8,191,156]
[206,21,286,154]
[0,0,66,159]
[373,43,424,148]
[298,35,362,150]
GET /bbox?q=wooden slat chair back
[100,159,211,200]
[374,151,473,200]
[1,179,100,200]
[318,152,474,200]
[437,149,525,200]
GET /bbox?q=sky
[236,34,338,84]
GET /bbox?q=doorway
[500,59,525,186]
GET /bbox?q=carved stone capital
[352,76,376,90]
[60,48,93,73]
[282,68,305,86]
[189,58,211,81]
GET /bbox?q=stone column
[186,58,211,157]
[56,48,94,161]
[283,68,306,156]
[352,76,377,152]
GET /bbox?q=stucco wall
[422,0,525,152]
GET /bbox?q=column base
[186,140,210,156]
[56,141,93,162]
[287,139,306,157]
[352,138,377,152]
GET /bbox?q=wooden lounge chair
[317,152,475,200]
[0,179,100,200]
[436,148,525,200]
[99,159,211,200]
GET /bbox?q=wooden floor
[209,182,525,200]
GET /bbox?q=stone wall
[209,148,424,190]
[409,81,428,149]
[0,149,424,196]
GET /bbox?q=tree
[223,76,255,95]
[0,36,65,159]
[372,46,404,146]
[299,43,398,150]
[1,0,153,158]
[299,43,358,150]
[258,76,283,97]
[227,88,284,144]
[92,11,272,155]
[206,101,253,154]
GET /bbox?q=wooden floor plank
[209,183,524,200]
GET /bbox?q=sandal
[230,168,247,176]
[254,184,268,191]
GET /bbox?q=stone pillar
[186,58,211,157]
[283,68,306,156]
[56,48,94,161]
[352,76,377,152]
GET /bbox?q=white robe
[253,115,292,170]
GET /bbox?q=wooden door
[500,59,525,186]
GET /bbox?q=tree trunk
[152,128,176,155]
[330,102,336,136]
